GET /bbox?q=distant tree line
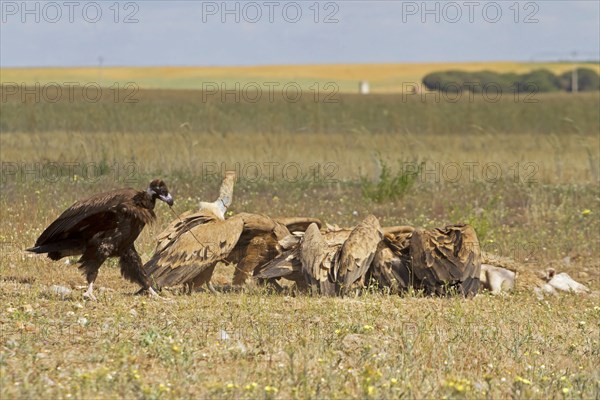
[422,68,600,93]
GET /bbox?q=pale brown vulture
[227,214,321,286]
[152,170,237,255]
[144,212,320,293]
[227,214,299,285]
[259,216,384,296]
[145,211,245,293]
[27,179,174,300]
[145,171,237,293]
[299,224,353,295]
[333,215,384,295]
[366,229,413,294]
[251,246,303,288]
[408,224,481,296]
[143,172,321,293]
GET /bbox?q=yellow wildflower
[264,385,278,394]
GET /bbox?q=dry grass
[1,270,599,399]
[1,86,599,399]
[2,62,599,92]
[1,128,598,184]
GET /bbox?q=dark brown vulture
[27,179,174,300]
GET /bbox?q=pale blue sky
[1,1,598,67]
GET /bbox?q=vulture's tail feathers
[26,240,84,259]
[460,276,481,297]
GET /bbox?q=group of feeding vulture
[27,173,592,300]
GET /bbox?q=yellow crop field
[2,62,598,92]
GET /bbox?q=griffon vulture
[227,214,293,285]
[299,224,356,295]
[153,171,237,255]
[27,179,174,300]
[146,171,237,293]
[257,220,482,298]
[144,212,318,292]
[333,215,384,295]
[199,170,236,220]
[257,222,375,296]
[408,224,481,296]
[145,212,246,293]
[365,226,414,293]
[144,172,321,293]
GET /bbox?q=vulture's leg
[206,281,219,295]
[186,265,217,294]
[147,286,160,297]
[79,253,106,301]
[119,245,153,291]
[185,282,193,295]
[232,268,252,286]
[266,278,284,293]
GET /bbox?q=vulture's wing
[145,215,244,288]
[254,247,302,282]
[323,229,352,246]
[154,210,218,254]
[382,225,415,236]
[300,223,330,291]
[334,215,383,291]
[276,217,322,233]
[409,224,481,296]
[384,230,413,254]
[368,241,411,294]
[278,234,302,250]
[299,224,353,295]
[31,189,142,249]
[234,213,279,232]
[229,213,291,285]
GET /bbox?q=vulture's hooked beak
[159,193,174,207]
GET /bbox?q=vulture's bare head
[148,179,174,206]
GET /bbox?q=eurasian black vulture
[27,179,174,299]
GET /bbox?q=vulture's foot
[83,283,97,301]
[148,286,174,302]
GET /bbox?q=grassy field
[1,86,599,136]
[1,83,599,398]
[2,62,599,92]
